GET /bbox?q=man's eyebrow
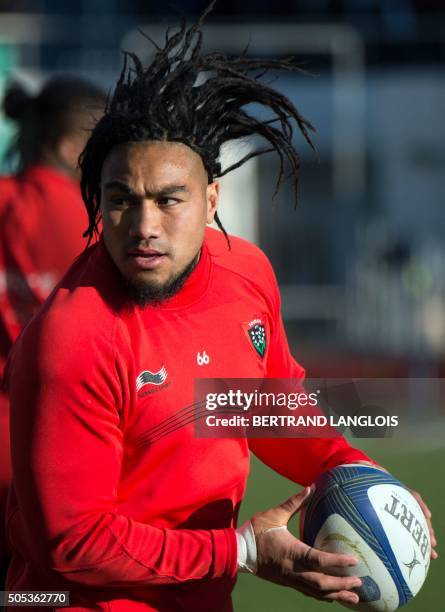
[154,185,189,197]
[102,180,189,197]
[102,180,137,195]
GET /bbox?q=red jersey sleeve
[248,254,374,485]
[7,307,237,588]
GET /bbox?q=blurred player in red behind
[0,77,105,584]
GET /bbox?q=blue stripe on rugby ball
[302,464,412,606]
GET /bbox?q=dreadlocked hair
[80,0,316,245]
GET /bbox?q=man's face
[100,140,218,304]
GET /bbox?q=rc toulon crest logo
[245,317,267,358]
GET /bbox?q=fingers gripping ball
[300,464,431,611]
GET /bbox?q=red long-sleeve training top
[6,227,372,611]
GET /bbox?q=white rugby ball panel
[314,513,399,611]
[368,484,431,595]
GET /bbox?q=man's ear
[206,181,219,224]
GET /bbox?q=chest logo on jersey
[136,366,168,393]
[243,317,267,358]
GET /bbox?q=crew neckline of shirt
[95,236,213,312]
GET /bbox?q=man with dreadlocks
[5,5,436,612]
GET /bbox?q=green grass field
[233,438,444,611]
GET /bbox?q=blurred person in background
[0,76,105,587]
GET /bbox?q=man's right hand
[251,487,362,605]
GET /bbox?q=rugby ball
[300,464,431,611]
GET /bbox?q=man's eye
[158,197,179,207]
[110,197,129,207]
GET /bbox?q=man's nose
[129,200,162,240]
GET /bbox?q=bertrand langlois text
[201,389,399,429]
[205,414,399,428]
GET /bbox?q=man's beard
[123,253,200,307]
